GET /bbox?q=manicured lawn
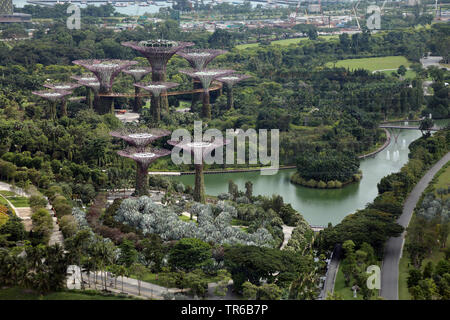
[334,264,361,300]
[326,56,412,72]
[179,214,196,223]
[7,196,29,207]
[235,35,338,50]
[0,287,133,300]
[0,191,29,207]
[433,162,450,199]
[398,254,412,300]
[377,69,417,80]
[333,263,380,300]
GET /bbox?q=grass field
[0,191,29,207]
[378,69,417,80]
[334,265,362,300]
[235,35,338,50]
[433,162,450,199]
[0,287,133,300]
[333,263,380,300]
[326,56,412,73]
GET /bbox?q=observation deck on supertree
[110,128,171,147]
[71,75,98,109]
[179,69,235,119]
[117,147,171,196]
[72,59,138,114]
[167,138,230,203]
[78,80,101,110]
[134,82,179,123]
[42,83,82,116]
[121,40,193,113]
[121,40,194,82]
[177,49,227,71]
[32,90,72,120]
[122,67,152,113]
[217,74,251,110]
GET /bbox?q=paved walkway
[380,152,450,300]
[280,225,294,249]
[0,181,63,246]
[319,244,342,299]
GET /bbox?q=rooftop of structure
[138,39,181,47]
[132,152,156,158]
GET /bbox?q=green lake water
[172,120,448,226]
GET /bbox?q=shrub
[317,181,327,189]
[59,215,78,238]
[306,179,318,188]
[327,181,336,188]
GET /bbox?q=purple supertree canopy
[217,74,251,87]
[72,59,138,93]
[117,147,171,166]
[179,69,235,91]
[70,75,98,82]
[32,90,72,101]
[134,82,179,97]
[43,82,82,91]
[177,49,227,70]
[122,67,152,82]
[167,137,230,162]
[110,128,171,147]
[78,80,101,93]
[121,40,194,74]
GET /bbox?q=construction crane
[353,0,361,30]
[318,0,325,25]
[289,0,302,25]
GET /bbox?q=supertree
[217,74,251,110]
[167,138,230,203]
[72,59,138,114]
[122,67,152,113]
[71,74,97,109]
[179,69,235,119]
[177,49,227,70]
[121,40,194,110]
[110,127,171,147]
[32,90,72,121]
[134,82,179,123]
[43,83,81,117]
[117,147,171,196]
[177,49,227,110]
[78,80,101,111]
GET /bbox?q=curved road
[380,152,450,300]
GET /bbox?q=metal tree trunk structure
[78,80,101,112]
[122,67,152,113]
[117,147,171,196]
[167,138,230,203]
[72,59,138,114]
[217,74,251,110]
[177,49,227,110]
[32,90,72,121]
[71,75,98,109]
[134,82,179,123]
[43,83,81,117]
[179,69,235,119]
[121,40,193,111]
